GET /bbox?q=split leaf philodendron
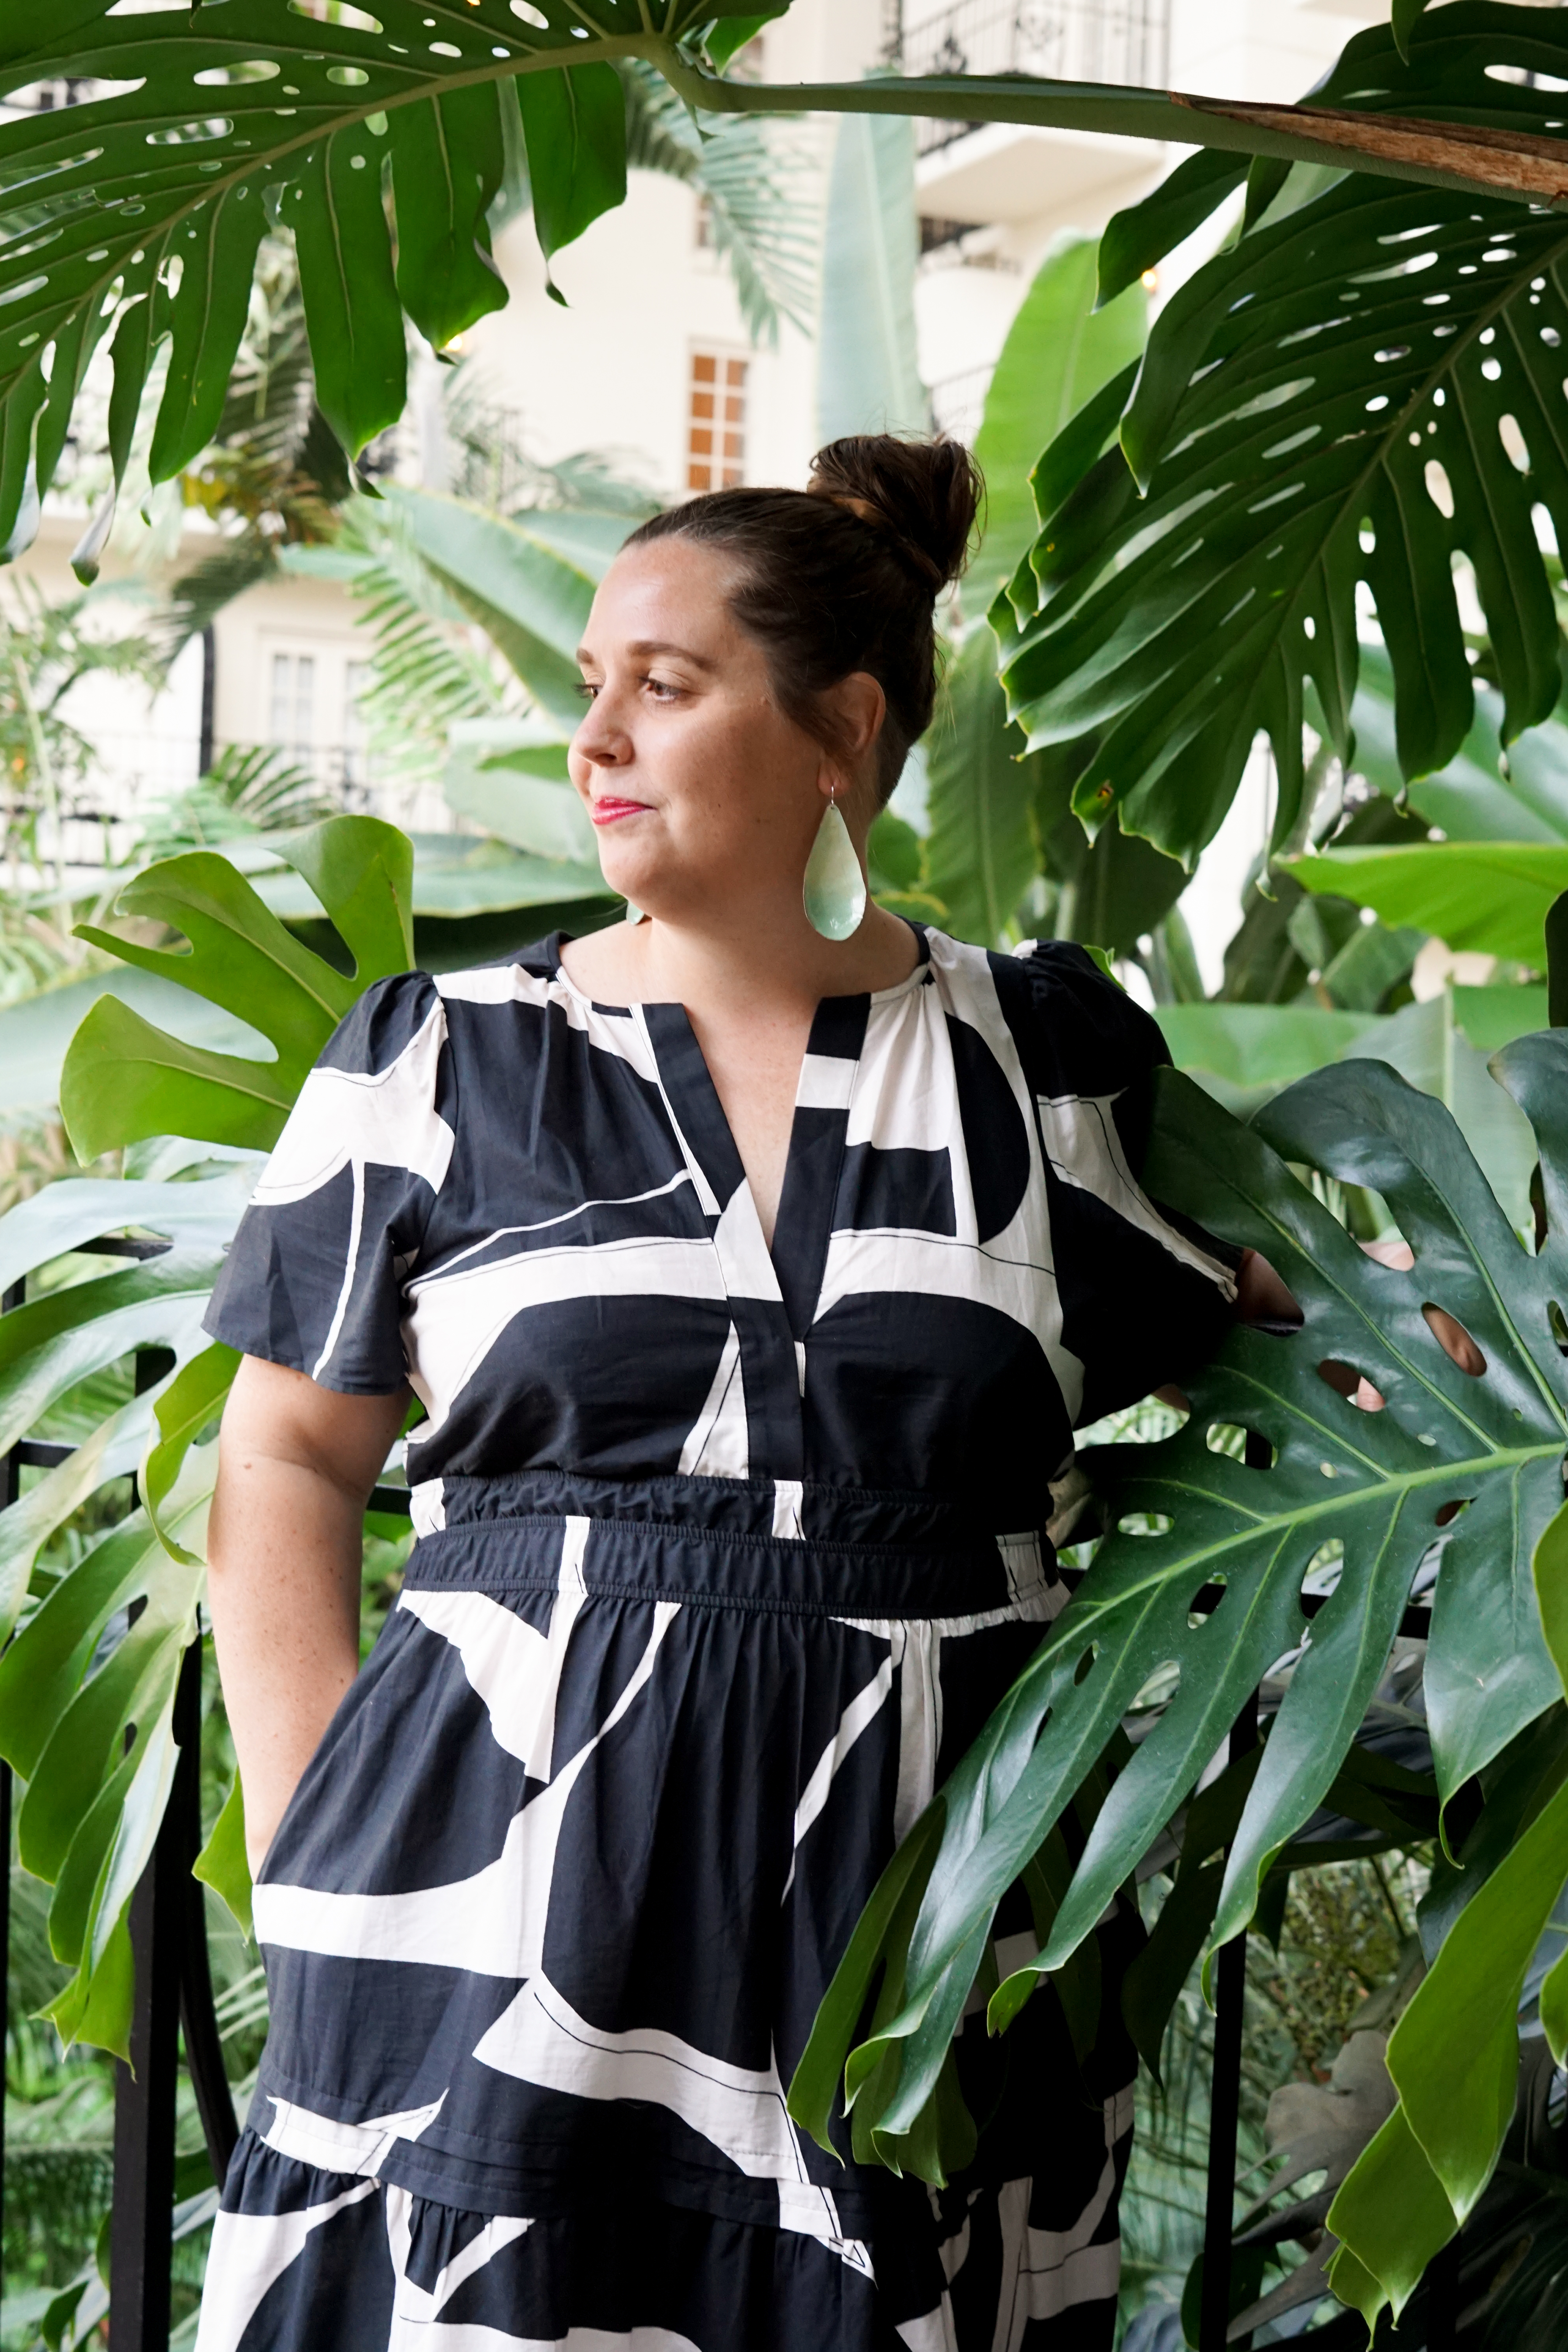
[0,817,414,2054]
[788,1034,1568,2195]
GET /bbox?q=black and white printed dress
[197,927,1235,2352]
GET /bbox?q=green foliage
[816,111,926,445]
[60,825,410,1160]
[0,818,417,2056]
[1326,1500,1568,2326]
[791,1042,1568,2181]
[995,5,1568,869]
[1290,843,1568,963]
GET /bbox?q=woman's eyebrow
[574,637,719,672]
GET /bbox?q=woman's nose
[572,696,630,767]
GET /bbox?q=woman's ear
[819,671,886,763]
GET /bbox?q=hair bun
[808,434,982,592]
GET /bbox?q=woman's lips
[590,797,652,825]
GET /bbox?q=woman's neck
[558,896,920,1017]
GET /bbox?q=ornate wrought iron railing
[892,0,1172,155]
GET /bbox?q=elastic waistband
[399,1471,1058,1620]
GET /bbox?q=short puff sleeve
[1011,940,1241,1426]
[203,971,453,1393]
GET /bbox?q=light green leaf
[969,234,1146,619]
[384,486,614,729]
[1288,844,1568,965]
[921,632,1037,947]
[1352,644,1568,846]
[194,1773,253,1944]
[1327,2104,1456,2330]
[444,726,597,865]
[142,1345,238,1568]
[816,109,926,445]
[61,817,412,1159]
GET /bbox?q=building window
[688,352,747,493]
[270,650,316,759]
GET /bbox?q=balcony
[896,0,1172,156]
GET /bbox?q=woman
[197,436,1247,2352]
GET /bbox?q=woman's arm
[208,1355,409,1870]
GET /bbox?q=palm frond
[333,499,514,786]
[619,61,820,346]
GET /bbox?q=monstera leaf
[994,5,1568,869]
[0,817,417,2054]
[790,1037,1568,2178]
[61,817,412,1159]
[0,4,1564,568]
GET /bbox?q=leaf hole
[1422,1303,1486,1376]
[1207,1424,1276,1467]
[327,64,371,85]
[1317,1359,1385,1411]
[1425,459,1455,517]
[511,0,550,21]
[1072,1646,1097,1687]
[289,0,384,26]
[1549,1301,1568,1355]
[1116,1511,1173,1536]
[1188,1571,1226,1629]
[1500,413,1530,471]
[1301,1540,1344,1599]
[1434,1498,1471,1528]
[194,60,280,84]
[1129,1660,1180,1715]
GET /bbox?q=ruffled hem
[196,2126,1129,2352]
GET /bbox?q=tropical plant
[0,0,1554,604]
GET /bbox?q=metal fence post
[1199,1691,1261,2352]
[0,1272,20,2304]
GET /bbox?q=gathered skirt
[197,1473,1137,2351]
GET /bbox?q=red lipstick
[590,797,652,825]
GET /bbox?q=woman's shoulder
[926,929,1170,1092]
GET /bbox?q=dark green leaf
[517,64,627,299]
[147,182,269,488]
[997,10,1568,868]
[802,1046,1568,2156]
[289,126,406,460]
[1096,149,1249,307]
[388,86,508,354]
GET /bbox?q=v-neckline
[551,937,931,1334]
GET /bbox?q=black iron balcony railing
[894,0,1172,154]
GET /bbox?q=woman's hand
[1156,1242,1484,1418]
[208,1357,409,1872]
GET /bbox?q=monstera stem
[647,48,1568,210]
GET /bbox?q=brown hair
[624,434,983,803]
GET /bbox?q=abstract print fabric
[198,930,1236,2352]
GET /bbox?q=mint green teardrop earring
[803,793,867,942]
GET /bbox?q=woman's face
[569,538,877,925]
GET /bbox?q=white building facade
[9,0,1386,859]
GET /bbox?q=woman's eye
[576,680,599,700]
[644,675,681,701]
